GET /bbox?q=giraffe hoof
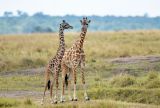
[60,100,65,103]
[41,99,44,105]
[41,102,43,105]
[73,98,78,101]
[85,97,90,101]
[70,98,74,101]
[54,101,58,104]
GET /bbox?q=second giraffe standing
[60,17,91,102]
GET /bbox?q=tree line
[0,11,160,34]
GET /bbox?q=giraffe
[60,17,91,102]
[41,20,73,105]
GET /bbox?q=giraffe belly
[65,61,72,68]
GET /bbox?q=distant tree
[17,10,28,17]
[33,12,45,17]
[3,11,13,17]
[17,10,23,16]
[144,13,149,17]
[32,26,53,33]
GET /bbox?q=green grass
[0,72,160,105]
[0,98,159,108]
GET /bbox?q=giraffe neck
[79,27,87,48]
[56,26,65,55]
[59,27,65,48]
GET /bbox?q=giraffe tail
[45,66,51,90]
[47,80,51,90]
[65,74,68,88]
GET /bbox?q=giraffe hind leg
[41,82,48,105]
[60,64,68,103]
[67,70,73,101]
[41,68,51,105]
[72,67,78,101]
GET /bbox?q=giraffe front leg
[80,55,90,101]
[60,75,66,103]
[81,70,90,101]
[72,67,78,101]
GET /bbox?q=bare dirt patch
[109,55,160,64]
[0,67,45,77]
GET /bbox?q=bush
[0,98,20,107]
[145,79,160,89]
[24,98,32,105]
[89,88,160,105]
[35,58,45,66]
[109,74,136,87]
[21,58,34,67]
[147,71,158,81]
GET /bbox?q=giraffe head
[80,17,91,31]
[60,20,73,30]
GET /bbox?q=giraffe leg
[41,82,48,105]
[72,67,78,101]
[50,79,54,104]
[68,79,73,101]
[81,67,90,101]
[60,74,66,103]
[81,53,89,101]
[41,68,51,105]
[68,73,73,101]
[53,70,58,104]
[60,64,67,103]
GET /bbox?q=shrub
[109,74,136,87]
[0,98,20,107]
[21,58,34,67]
[24,98,32,105]
[88,88,160,105]
[147,71,158,81]
[35,58,45,66]
[145,78,160,89]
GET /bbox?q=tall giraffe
[41,20,73,105]
[60,17,91,102]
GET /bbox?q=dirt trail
[0,67,45,77]
[109,55,160,64]
[0,90,43,98]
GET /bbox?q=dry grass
[1,30,160,72]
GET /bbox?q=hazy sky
[0,0,159,17]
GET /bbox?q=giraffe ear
[88,20,91,23]
[80,20,82,23]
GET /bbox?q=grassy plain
[0,30,160,107]
[1,30,160,72]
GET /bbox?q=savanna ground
[0,30,160,108]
